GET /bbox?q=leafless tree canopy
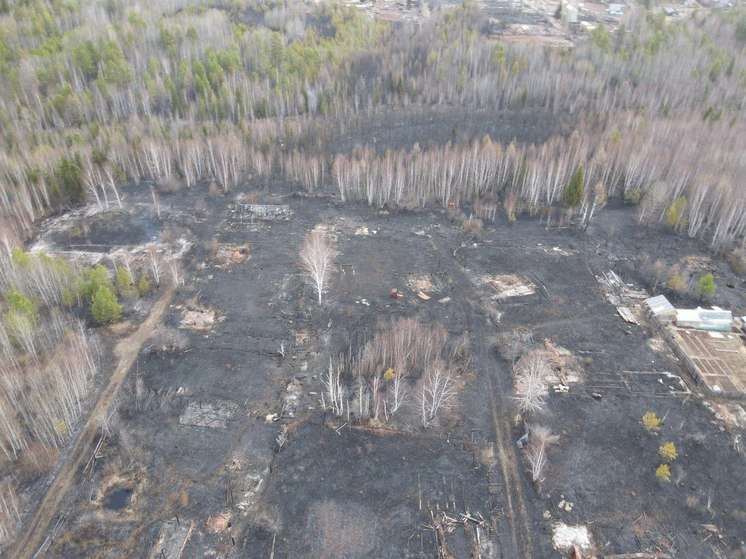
[419,360,458,427]
[496,327,535,365]
[320,319,467,427]
[299,231,337,306]
[512,350,551,414]
[525,425,560,483]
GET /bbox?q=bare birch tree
[147,246,162,285]
[322,358,345,417]
[525,424,559,483]
[419,361,457,427]
[512,350,550,414]
[299,231,337,305]
[166,256,183,287]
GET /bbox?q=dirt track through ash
[13,288,175,559]
[468,309,535,559]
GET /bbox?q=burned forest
[0,0,745,557]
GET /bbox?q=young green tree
[101,40,132,88]
[4,289,38,351]
[625,189,642,207]
[7,289,37,320]
[116,265,135,297]
[562,166,584,208]
[5,311,36,352]
[11,247,31,268]
[697,273,716,298]
[138,273,152,296]
[52,155,85,204]
[81,264,114,302]
[91,285,121,324]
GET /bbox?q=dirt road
[13,288,174,559]
[466,300,535,559]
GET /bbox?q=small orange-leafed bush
[659,441,677,461]
[642,411,662,433]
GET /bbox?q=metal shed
[644,295,676,323]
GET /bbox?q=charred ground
[10,180,744,559]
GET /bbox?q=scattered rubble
[281,379,303,419]
[214,244,250,268]
[543,339,584,384]
[179,307,221,331]
[552,523,592,551]
[617,306,638,325]
[406,274,439,294]
[481,274,536,299]
[179,400,239,429]
[557,497,574,512]
[354,226,378,236]
[598,270,648,307]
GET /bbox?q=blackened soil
[38,185,745,559]
[331,107,569,155]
